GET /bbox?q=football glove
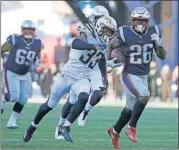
[94,43,107,51]
[107,58,123,68]
[151,33,162,46]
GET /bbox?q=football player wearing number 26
[1,20,43,129]
[107,7,166,149]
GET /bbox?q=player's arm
[152,25,166,60]
[98,58,107,78]
[154,45,166,60]
[1,41,14,54]
[107,29,125,60]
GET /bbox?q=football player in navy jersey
[106,7,166,149]
[1,20,43,129]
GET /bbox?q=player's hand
[94,43,107,51]
[151,33,162,46]
[34,57,41,67]
[107,58,122,68]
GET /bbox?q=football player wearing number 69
[1,20,43,129]
[106,7,166,149]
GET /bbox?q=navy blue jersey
[3,34,43,75]
[117,25,161,75]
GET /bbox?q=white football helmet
[21,20,36,39]
[89,5,109,26]
[95,16,117,42]
[131,7,150,33]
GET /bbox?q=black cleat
[1,108,4,114]
[60,126,73,142]
[23,124,37,142]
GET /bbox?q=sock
[58,116,66,125]
[67,92,88,124]
[113,107,132,133]
[61,100,74,119]
[84,101,93,111]
[63,120,72,127]
[129,100,146,127]
[31,121,38,128]
[34,103,52,125]
[8,111,20,123]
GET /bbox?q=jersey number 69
[15,49,36,66]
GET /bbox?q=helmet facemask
[21,28,36,40]
[131,17,149,33]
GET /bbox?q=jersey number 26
[130,43,153,64]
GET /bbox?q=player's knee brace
[13,102,24,113]
[90,90,103,106]
[139,96,150,105]
[78,92,89,104]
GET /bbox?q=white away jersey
[62,23,105,79]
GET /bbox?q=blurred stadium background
[1,1,178,149]
[1,0,178,104]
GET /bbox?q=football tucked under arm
[111,48,125,63]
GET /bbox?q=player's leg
[4,70,21,129]
[108,94,135,148]
[55,90,77,139]
[10,73,32,126]
[23,73,73,142]
[122,72,150,142]
[60,79,90,142]
[78,71,105,126]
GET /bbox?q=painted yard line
[1,138,178,142]
[1,131,177,135]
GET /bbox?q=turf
[1,103,178,149]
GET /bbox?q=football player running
[1,20,43,129]
[23,6,111,143]
[106,7,166,149]
[54,14,118,140]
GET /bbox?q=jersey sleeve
[117,26,126,42]
[154,25,162,38]
[7,34,16,46]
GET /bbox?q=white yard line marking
[1,138,178,142]
[1,131,177,135]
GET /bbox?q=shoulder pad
[7,34,19,46]
[117,26,125,42]
[153,25,162,38]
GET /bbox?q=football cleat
[1,98,7,114]
[126,127,138,142]
[59,126,73,142]
[55,125,64,140]
[107,126,120,149]
[23,124,37,142]
[78,110,88,126]
[6,122,20,129]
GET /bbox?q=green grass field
[1,103,178,149]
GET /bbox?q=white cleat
[78,111,88,127]
[55,126,64,140]
[6,121,20,129]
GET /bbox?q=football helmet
[21,20,36,39]
[89,5,109,26]
[130,7,150,33]
[95,16,117,42]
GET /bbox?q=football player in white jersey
[54,15,117,141]
[23,6,113,143]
